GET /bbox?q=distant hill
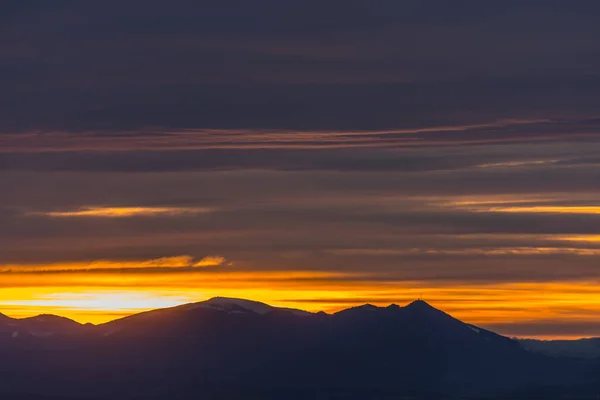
[0,298,599,399]
[520,337,600,359]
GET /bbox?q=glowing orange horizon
[3,257,600,339]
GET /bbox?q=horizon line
[2,296,598,341]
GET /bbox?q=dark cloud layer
[2,1,600,132]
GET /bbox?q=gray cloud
[2,2,600,132]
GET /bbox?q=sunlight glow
[2,260,600,338]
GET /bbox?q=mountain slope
[0,298,595,399]
[0,313,85,339]
[93,296,313,337]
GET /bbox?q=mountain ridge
[1,297,450,326]
[3,297,600,343]
[1,297,599,399]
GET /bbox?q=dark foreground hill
[1,298,599,399]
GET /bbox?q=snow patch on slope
[469,325,481,334]
[191,297,312,317]
[202,297,274,314]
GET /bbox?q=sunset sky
[3,1,600,338]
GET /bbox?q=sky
[3,1,600,338]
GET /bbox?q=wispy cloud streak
[2,118,597,153]
[0,255,228,273]
[29,206,214,218]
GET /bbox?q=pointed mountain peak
[403,300,451,318]
[402,299,465,329]
[405,299,437,310]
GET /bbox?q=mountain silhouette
[0,313,84,339]
[0,298,597,399]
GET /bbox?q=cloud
[476,160,560,169]
[0,255,228,273]
[29,206,214,218]
[478,206,600,215]
[559,235,600,243]
[2,2,600,133]
[193,256,228,267]
[326,247,600,257]
[1,119,599,155]
[3,123,600,178]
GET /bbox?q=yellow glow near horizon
[2,260,600,338]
